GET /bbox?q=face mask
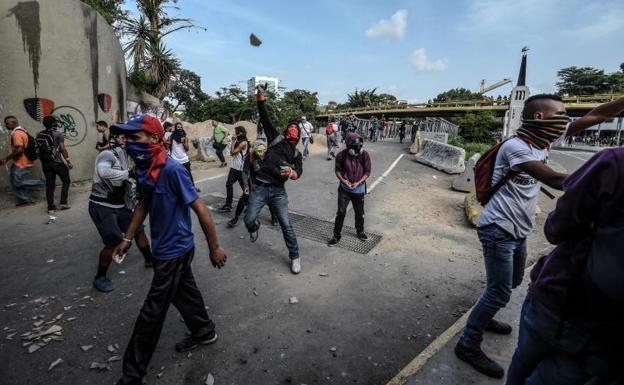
[518,115,571,149]
[284,125,299,145]
[347,140,363,156]
[126,142,152,170]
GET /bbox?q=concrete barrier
[409,131,422,154]
[414,139,466,174]
[197,137,232,162]
[452,153,481,192]
[464,192,482,227]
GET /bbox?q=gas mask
[347,138,363,157]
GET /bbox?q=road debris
[205,373,215,385]
[288,297,299,304]
[81,345,94,352]
[48,358,63,371]
[89,361,109,371]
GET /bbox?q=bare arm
[335,170,352,188]
[1,145,23,165]
[230,140,246,156]
[182,136,189,152]
[190,198,226,268]
[516,161,567,190]
[111,201,148,256]
[567,96,624,136]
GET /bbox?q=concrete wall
[0,0,127,189]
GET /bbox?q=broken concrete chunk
[28,344,41,353]
[107,344,117,353]
[329,347,337,352]
[205,373,215,385]
[80,345,94,352]
[288,297,299,304]
[107,355,121,362]
[67,317,77,322]
[89,361,109,371]
[48,358,63,370]
[319,273,328,277]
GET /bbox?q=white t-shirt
[299,121,313,138]
[170,138,189,164]
[477,137,548,239]
[231,143,248,171]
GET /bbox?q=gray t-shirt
[477,138,548,239]
[49,129,65,163]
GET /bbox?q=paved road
[550,149,595,173]
[0,138,553,385]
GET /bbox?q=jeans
[459,223,527,348]
[225,168,244,207]
[369,129,377,142]
[302,137,310,158]
[327,134,339,158]
[244,183,299,259]
[42,161,70,209]
[506,295,593,385]
[10,165,44,203]
[333,187,365,237]
[119,249,215,384]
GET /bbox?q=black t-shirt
[253,100,303,187]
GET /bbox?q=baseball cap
[110,114,164,139]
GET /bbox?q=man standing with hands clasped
[109,115,227,385]
[328,132,371,246]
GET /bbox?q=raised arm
[567,96,624,136]
[256,93,278,143]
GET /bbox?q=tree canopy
[81,0,127,26]
[433,88,481,103]
[556,65,624,95]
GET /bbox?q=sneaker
[217,205,232,213]
[48,205,58,214]
[227,217,238,228]
[485,319,512,335]
[249,220,261,242]
[58,204,71,210]
[290,258,301,274]
[93,276,113,293]
[175,332,218,353]
[357,232,369,241]
[328,236,341,247]
[454,342,504,378]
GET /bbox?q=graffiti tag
[51,106,87,147]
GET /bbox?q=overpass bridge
[316,94,624,120]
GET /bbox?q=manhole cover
[202,193,382,254]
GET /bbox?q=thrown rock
[48,358,63,371]
[319,273,328,277]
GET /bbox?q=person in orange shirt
[0,116,44,206]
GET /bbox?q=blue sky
[125,0,624,104]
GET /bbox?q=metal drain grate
[202,193,382,254]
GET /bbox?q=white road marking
[195,173,227,185]
[368,153,405,193]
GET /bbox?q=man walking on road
[299,116,313,159]
[328,132,371,246]
[505,145,624,385]
[325,119,339,160]
[109,115,227,385]
[244,85,303,274]
[38,115,73,214]
[88,132,153,293]
[212,120,229,167]
[218,126,249,212]
[0,115,44,206]
[455,94,624,379]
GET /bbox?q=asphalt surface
[0,139,570,385]
[550,149,595,174]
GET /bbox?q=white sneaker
[290,258,301,274]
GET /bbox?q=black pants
[225,168,244,207]
[333,188,365,237]
[42,161,70,209]
[182,161,195,185]
[120,249,215,383]
[215,144,226,163]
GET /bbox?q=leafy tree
[377,93,398,105]
[81,0,127,26]
[609,63,624,94]
[166,69,208,121]
[556,66,613,95]
[433,88,481,103]
[345,88,378,108]
[452,111,498,143]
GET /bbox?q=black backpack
[36,130,58,161]
[11,128,38,161]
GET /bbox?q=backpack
[12,128,38,161]
[326,123,334,135]
[474,139,519,205]
[36,130,59,161]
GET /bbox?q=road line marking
[368,153,405,193]
[386,262,536,385]
[551,150,591,162]
[195,173,227,185]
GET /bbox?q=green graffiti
[58,113,77,138]
[51,106,87,146]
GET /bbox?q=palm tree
[122,0,199,99]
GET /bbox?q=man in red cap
[109,114,227,385]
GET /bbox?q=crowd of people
[1,88,624,384]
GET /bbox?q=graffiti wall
[0,0,127,189]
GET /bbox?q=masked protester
[455,94,624,379]
[328,132,371,246]
[226,140,278,228]
[218,126,250,212]
[244,85,304,274]
[88,132,153,293]
[109,115,227,385]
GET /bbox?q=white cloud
[365,9,408,40]
[409,49,447,73]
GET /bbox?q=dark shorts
[89,201,145,248]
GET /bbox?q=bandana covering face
[284,124,299,145]
[126,141,168,189]
[516,115,571,149]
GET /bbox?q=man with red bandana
[244,85,304,274]
[109,115,227,385]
